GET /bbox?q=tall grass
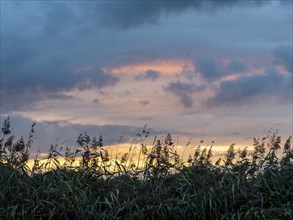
[0,117,292,219]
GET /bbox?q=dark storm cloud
[0,90,73,113]
[206,68,292,107]
[164,81,205,108]
[1,51,119,112]
[273,45,293,73]
[135,70,161,81]
[1,0,290,114]
[226,60,247,73]
[2,21,119,94]
[196,57,224,80]
[1,2,119,113]
[41,2,77,36]
[195,57,248,80]
[93,0,284,28]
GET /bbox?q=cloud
[195,57,248,80]
[1,57,119,112]
[0,115,150,153]
[1,0,290,115]
[93,98,100,104]
[226,60,247,73]
[195,57,224,80]
[139,100,150,106]
[273,45,293,73]
[164,81,205,108]
[0,114,207,154]
[0,90,73,113]
[206,67,292,107]
[90,0,285,29]
[178,93,194,108]
[2,32,119,93]
[1,6,119,113]
[135,70,161,81]
[1,1,123,113]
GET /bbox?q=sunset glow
[104,59,194,75]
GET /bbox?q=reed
[0,117,292,219]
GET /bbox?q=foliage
[0,117,292,219]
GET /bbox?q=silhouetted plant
[0,117,35,172]
[1,117,292,219]
[280,136,292,166]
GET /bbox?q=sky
[1,0,292,154]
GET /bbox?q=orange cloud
[104,59,194,75]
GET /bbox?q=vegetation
[0,117,292,219]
